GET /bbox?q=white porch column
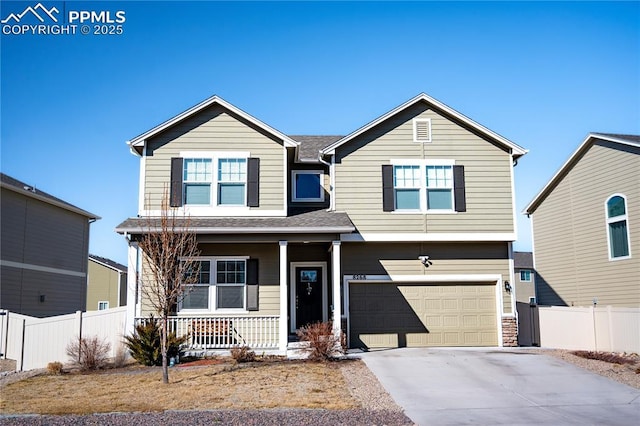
[331,240,342,333]
[124,241,138,336]
[279,240,288,352]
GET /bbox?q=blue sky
[2,1,639,265]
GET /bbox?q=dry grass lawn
[0,360,359,415]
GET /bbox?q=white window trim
[177,256,250,314]
[519,269,532,282]
[179,151,251,210]
[98,301,109,310]
[605,193,632,261]
[390,159,456,213]
[291,170,325,202]
[413,118,432,143]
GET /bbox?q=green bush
[124,317,187,366]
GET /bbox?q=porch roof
[115,209,355,235]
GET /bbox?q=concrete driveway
[359,347,640,426]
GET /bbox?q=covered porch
[121,209,354,354]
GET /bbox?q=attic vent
[413,119,432,142]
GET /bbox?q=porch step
[286,340,311,359]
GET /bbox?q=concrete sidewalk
[358,347,640,426]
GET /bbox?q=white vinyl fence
[0,307,127,371]
[538,306,640,353]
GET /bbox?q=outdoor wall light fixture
[418,255,432,267]
[504,281,512,293]
[39,294,45,303]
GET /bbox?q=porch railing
[135,315,279,349]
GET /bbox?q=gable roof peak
[127,95,299,156]
[320,92,527,158]
[524,132,640,215]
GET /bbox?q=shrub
[47,361,63,375]
[296,321,344,361]
[124,317,187,366]
[230,346,256,363]
[66,336,111,371]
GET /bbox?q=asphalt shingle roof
[289,135,343,161]
[514,251,534,269]
[116,209,355,234]
[593,133,640,144]
[89,254,127,272]
[1,173,99,219]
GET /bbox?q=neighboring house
[524,133,639,307]
[116,93,527,352]
[87,254,127,311]
[513,251,536,304]
[1,173,99,317]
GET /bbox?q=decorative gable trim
[413,118,432,142]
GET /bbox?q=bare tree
[138,194,200,384]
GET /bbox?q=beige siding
[87,261,121,310]
[342,242,512,313]
[533,142,640,307]
[140,243,280,316]
[144,104,285,211]
[334,103,515,234]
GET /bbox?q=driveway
[359,347,640,426]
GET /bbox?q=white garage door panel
[350,282,498,348]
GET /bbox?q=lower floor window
[98,301,109,310]
[180,259,246,311]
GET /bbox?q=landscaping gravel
[0,409,413,425]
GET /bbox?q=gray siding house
[1,173,99,317]
[117,93,527,352]
[524,133,640,307]
[514,251,536,304]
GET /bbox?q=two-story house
[524,133,639,308]
[1,173,99,317]
[116,93,527,352]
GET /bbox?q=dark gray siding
[1,188,90,317]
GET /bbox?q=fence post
[1,310,8,359]
[607,305,614,351]
[76,311,83,364]
[18,319,26,372]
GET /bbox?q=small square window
[292,171,324,202]
[98,301,109,310]
[520,270,532,282]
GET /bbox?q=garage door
[349,282,498,348]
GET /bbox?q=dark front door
[295,266,323,329]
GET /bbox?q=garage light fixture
[418,255,432,267]
[504,281,512,293]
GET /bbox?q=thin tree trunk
[161,315,169,384]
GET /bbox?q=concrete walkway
[359,347,640,426]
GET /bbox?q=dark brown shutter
[247,158,260,207]
[170,157,183,207]
[382,165,394,212]
[246,259,259,311]
[453,165,466,212]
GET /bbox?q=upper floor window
[170,154,259,209]
[292,170,324,202]
[184,158,212,205]
[520,270,532,282]
[385,161,463,212]
[606,194,630,259]
[218,158,247,205]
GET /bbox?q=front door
[295,266,323,329]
